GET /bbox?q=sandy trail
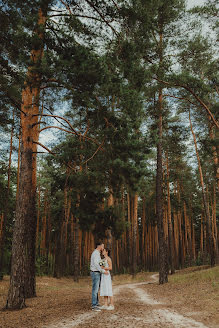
[44,274,209,328]
[129,284,208,328]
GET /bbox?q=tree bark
[6,4,48,308]
[183,201,191,265]
[177,181,184,268]
[132,193,138,277]
[0,111,14,280]
[156,19,168,283]
[73,217,80,282]
[16,121,21,203]
[189,111,215,266]
[212,184,219,264]
[106,190,114,254]
[165,152,175,274]
[7,148,33,308]
[156,88,168,284]
[208,116,219,191]
[141,197,146,268]
[127,193,132,270]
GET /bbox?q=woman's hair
[105,248,111,257]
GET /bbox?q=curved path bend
[45,274,209,328]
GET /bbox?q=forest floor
[0,265,218,328]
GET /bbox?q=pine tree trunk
[177,181,184,268]
[107,190,114,254]
[106,229,112,254]
[0,112,14,280]
[116,240,119,272]
[192,220,196,261]
[40,192,47,256]
[200,213,204,256]
[132,193,138,277]
[54,231,62,279]
[36,183,41,258]
[202,210,207,263]
[6,5,48,307]
[16,122,21,203]
[156,21,168,283]
[0,213,4,280]
[73,217,80,282]
[141,197,146,268]
[145,225,148,270]
[156,87,168,284]
[148,224,152,270]
[212,184,219,264]
[173,184,179,268]
[208,116,219,191]
[45,206,51,274]
[7,147,33,308]
[189,112,215,266]
[70,215,74,275]
[165,152,175,274]
[183,201,192,265]
[127,193,132,271]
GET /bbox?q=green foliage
[190,0,219,30]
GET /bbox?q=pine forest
[0,0,218,315]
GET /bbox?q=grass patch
[169,266,219,287]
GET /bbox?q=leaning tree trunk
[6,4,48,309]
[189,111,215,267]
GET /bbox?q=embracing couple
[90,241,114,312]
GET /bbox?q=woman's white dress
[100,259,113,296]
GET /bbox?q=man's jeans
[91,271,101,308]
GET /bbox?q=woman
[100,248,114,310]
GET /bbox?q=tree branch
[44,106,69,130]
[163,94,198,107]
[39,123,103,146]
[59,0,72,15]
[49,13,105,22]
[155,77,219,129]
[40,84,65,90]
[32,140,75,171]
[111,0,120,11]
[82,121,90,141]
[32,113,80,136]
[32,141,56,156]
[39,125,78,135]
[82,139,105,165]
[84,0,119,36]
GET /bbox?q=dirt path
[44,274,210,328]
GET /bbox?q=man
[90,241,108,311]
